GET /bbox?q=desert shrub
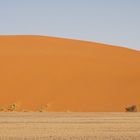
[125,105,137,112]
[0,107,5,112]
[39,106,48,112]
[7,103,18,111]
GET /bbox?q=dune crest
[0,35,140,112]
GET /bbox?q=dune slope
[0,35,140,112]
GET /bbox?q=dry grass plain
[0,112,140,140]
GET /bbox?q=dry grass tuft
[7,103,20,112]
[0,107,5,112]
[38,106,48,112]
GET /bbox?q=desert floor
[0,112,139,139]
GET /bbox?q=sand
[0,35,140,112]
[0,112,140,139]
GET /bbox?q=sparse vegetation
[7,103,19,111]
[39,106,47,112]
[125,105,137,112]
[0,107,5,112]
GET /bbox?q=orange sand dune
[0,35,140,112]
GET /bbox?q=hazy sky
[0,0,140,50]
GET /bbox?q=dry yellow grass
[0,112,140,139]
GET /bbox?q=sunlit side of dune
[0,35,140,112]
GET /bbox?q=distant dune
[0,35,140,112]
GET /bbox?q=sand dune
[0,35,140,112]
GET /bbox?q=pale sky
[0,0,140,50]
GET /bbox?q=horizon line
[0,34,139,52]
